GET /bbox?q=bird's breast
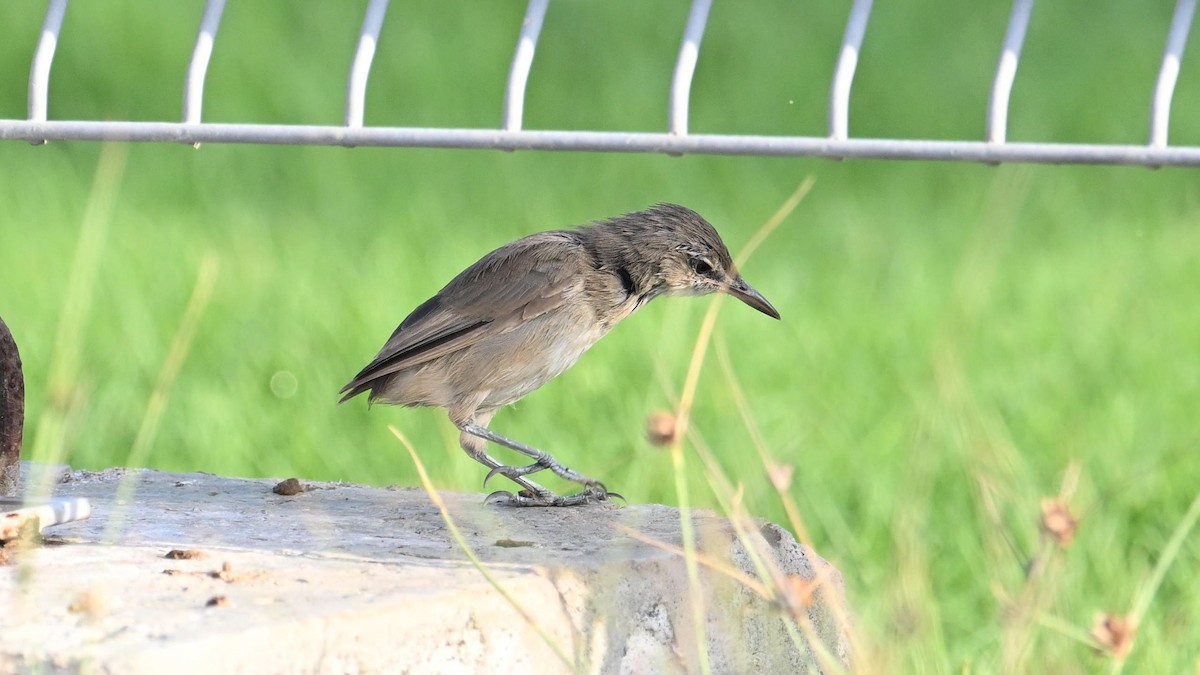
[468,301,612,409]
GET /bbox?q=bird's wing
[339,232,583,400]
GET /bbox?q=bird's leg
[452,417,614,507]
[454,411,555,502]
[458,422,602,488]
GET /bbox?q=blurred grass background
[2,0,1199,671]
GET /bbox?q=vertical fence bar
[987,0,1035,144]
[183,0,227,124]
[346,0,391,128]
[829,0,873,140]
[0,317,22,497]
[669,0,713,136]
[28,0,70,145]
[1150,0,1196,148]
[503,0,550,132]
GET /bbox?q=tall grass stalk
[665,179,813,673]
[1000,461,1080,671]
[685,428,848,674]
[103,254,219,542]
[713,334,865,667]
[27,144,126,501]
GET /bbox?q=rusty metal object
[0,316,23,496]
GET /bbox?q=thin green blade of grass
[1034,611,1098,649]
[103,254,219,542]
[1109,488,1200,675]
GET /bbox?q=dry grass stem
[390,426,577,672]
[28,144,127,499]
[715,335,815,546]
[663,178,814,675]
[612,523,771,599]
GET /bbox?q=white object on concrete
[0,496,92,541]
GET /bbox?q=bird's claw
[483,459,551,486]
[485,490,518,505]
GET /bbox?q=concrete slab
[0,466,848,674]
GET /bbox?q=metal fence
[2,0,1198,166]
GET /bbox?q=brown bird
[340,204,779,506]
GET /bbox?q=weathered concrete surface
[1,466,849,674]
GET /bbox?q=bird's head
[645,205,781,320]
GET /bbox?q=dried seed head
[767,461,794,492]
[1090,612,1135,659]
[1040,497,1078,546]
[780,574,819,616]
[645,411,678,447]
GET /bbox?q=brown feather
[338,231,584,401]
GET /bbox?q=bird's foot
[484,484,622,507]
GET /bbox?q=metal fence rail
[2,0,1198,166]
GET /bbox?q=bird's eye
[690,258,714,275]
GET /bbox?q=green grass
[3,1,1200,672]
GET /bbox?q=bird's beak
[724,276,780,320]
